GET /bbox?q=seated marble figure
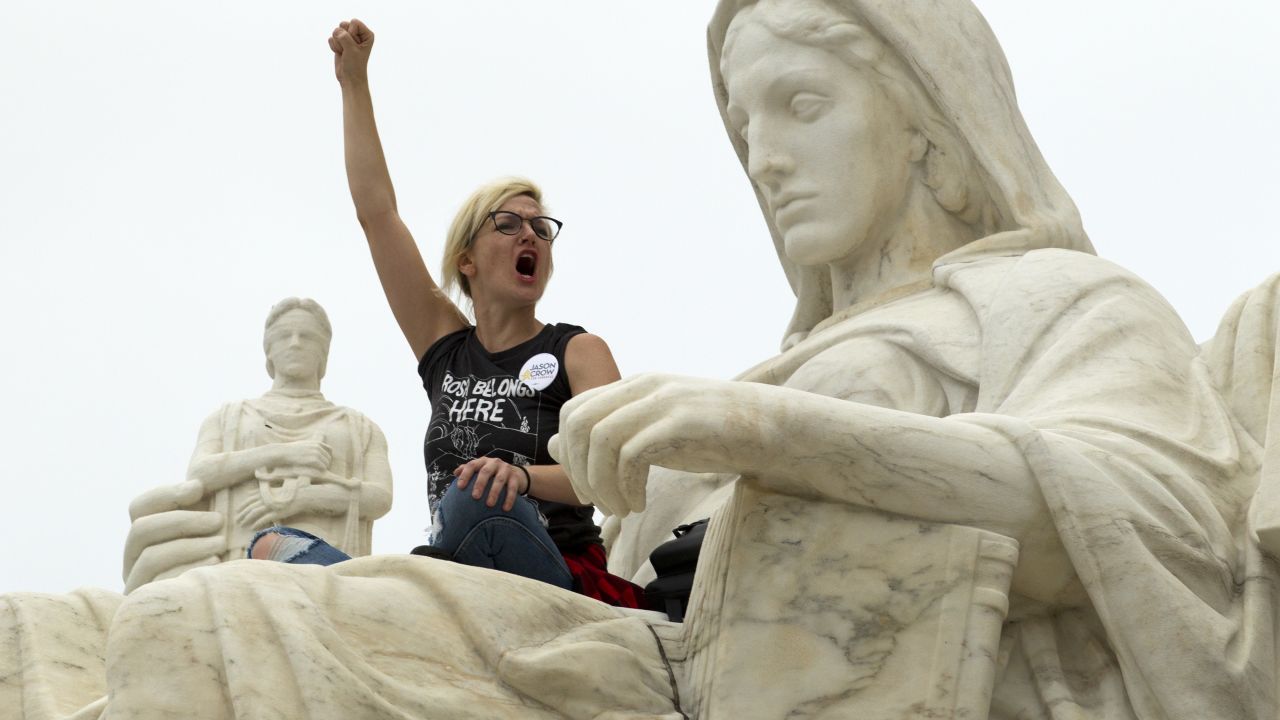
[121,297,393,593]
[0,298,393,719]
[4,0,1280,718]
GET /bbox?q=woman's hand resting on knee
[454,457,530,512]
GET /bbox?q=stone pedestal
[679,484,1018,719]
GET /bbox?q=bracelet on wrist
[514,464,532,496]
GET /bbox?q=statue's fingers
[128,480,204,521]
[584,397,660,517]
[237,504,268,530]
[123,510,223,579]
[559,377,654,498]
[125,535,226,594]
[618,428,677,514]
[623,409,737,505]
[240,508,264,531]
[558,375,663,511]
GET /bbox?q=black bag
[642,519,709,622]
[409,545,454,561]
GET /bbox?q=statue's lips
[278,353,315,366]
[773,193,816,226]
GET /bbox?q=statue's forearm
[358,482,392,520]
[275,479,391,521]
[285,484,352,517]
[188,445,276,495]
[741,393,1078,601]
[748,394,1045,542]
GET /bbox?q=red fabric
[562,543,646,609]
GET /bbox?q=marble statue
[123,297,393,592]
[1,298,393,718]
[3,1,1280,719]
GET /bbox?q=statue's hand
[123,480,226,593]
[551,373,780,517]
[328,18,374,84]
[235,493,276,531]
[269,439,332,473]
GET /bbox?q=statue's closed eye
[789,92,830,121]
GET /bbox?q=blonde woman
[253,19,641,606]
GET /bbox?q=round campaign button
[519,352,559,392]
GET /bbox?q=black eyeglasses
[487,211,563,242]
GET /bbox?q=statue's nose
[748,147,792,187]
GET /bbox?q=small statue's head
[263,297,333,382]
[719,0,996,268]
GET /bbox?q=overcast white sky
[2,1,1277,594]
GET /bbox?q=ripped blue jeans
[247,525,352,565]
[248,478,572,590]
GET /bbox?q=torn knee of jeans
[249,531,319,563]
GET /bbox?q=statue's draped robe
[213,394,383,560]
[736,250,1275,718]
[3,250,1279,719]
[617,248,1280,719]
[0,589,120,720]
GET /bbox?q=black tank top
[417,322,601,551]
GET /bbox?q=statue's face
[722,15,918,267]
[265,308,328,382]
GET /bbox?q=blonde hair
[440,177,545,301]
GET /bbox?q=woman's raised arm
[330,19,467,360]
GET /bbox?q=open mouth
[515,251,537,279]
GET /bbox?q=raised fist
[328,18,374,84]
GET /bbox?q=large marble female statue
[4,1,1279,718]
[578,1,1280,718]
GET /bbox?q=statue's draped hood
[707,0,1094,346]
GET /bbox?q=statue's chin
[782,225,860,268]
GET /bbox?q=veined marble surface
[5,1,1280,718]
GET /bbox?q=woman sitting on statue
[248,19,642,607]
[28,1,1279,718]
